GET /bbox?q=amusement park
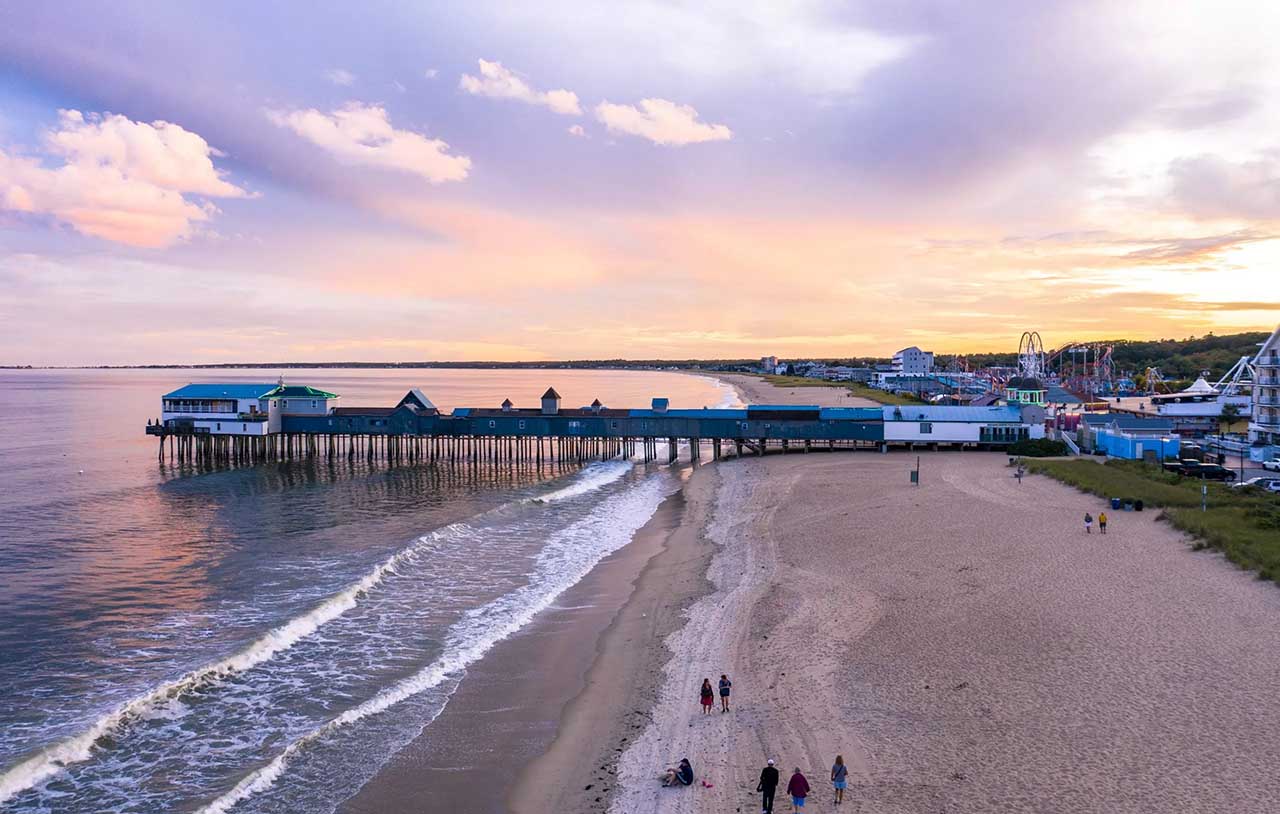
[775,323,1280,472]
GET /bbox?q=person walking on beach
[831,755,848,805]
[1099,511,1108,535]
[787,767,810,811]
[757,758,779,813]
[1084,513,1093,534]
[719,674,732,712]
[699,678,714,715]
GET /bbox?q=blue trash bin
[1110,497,1121,510]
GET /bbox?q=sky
[1,0,1279,365]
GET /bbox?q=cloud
[0,109,247,247]
[594,98,731,146]
[324,68,356,86]
[459,59,582,115]
[265,102,470,184]
[424,68,439,79]
[1168,153,1280,219]
[1124,231,1273,262]
[567,124,586,137]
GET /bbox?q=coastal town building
[880,404,1045,448]
[891,346,934,376]
[1078,414,1179,459]
[1249,324,1280,456]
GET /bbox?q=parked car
[1262,459,1280,472]
[1231,477,1280,493]
[1164,460,1236,481]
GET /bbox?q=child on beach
[719,674,732,712]
[831,755,847,805]
[1084,513,1093,534]
[700,678,714,714]
[1099,511,1108,534]
[787,767,810,810]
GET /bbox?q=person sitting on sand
[700,678,714,714]
[1084,513,1093,534]
[831,755,848,805]
[661,758,694,787]
[787,767,810,810]
[1099,511,1108,535]
[719,673,732,712]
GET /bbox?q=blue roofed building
[160,381,339,436]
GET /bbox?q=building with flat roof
[891,346,934,376]
[1249,324,1280,456]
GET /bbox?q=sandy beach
[602,374,1280,813]
[714,373,882,408]
[348,374,1280,813]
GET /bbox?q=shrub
[1008,438,1069,457]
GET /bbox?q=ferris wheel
[1017,331,1046,380]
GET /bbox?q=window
[518,420,526,430]
[312,400,318,408]
[489,420,496,428]
[216,422,221,430]
[611,421,619,429]
[242,424,246,432]
[920,422,932,434]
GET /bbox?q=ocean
[0,368,736,813]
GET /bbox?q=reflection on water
[0,368,736,813]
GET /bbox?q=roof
[1081,413,1174,431]
[542,387,561,400]
[274,385,340,399]
[883,405,1026,422]
[397,388,436,411]
[894,346,923,354]
[501,398,514,407]
[163,383,280,400]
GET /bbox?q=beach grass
[756,375,920,405]
[1027,459,1280,582]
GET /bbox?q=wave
[195,476,676,814]
[0,457,642,805]
[0,525,464,805]
[528,460,632,504]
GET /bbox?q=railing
[238,413,270,422]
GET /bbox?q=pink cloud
[0,110,247,247]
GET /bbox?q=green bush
[1008,438,1069,457]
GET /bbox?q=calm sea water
[0,368,736,813]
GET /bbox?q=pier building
[147,384,1050,466]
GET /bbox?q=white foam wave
[195,476,676,814]
[529,460,632,504]
[0,524,466,805]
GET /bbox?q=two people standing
[699,675,732,714]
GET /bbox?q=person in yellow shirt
[1099,511,1108,535]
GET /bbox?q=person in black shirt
[757,758,779,813]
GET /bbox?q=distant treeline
[937,331,1272,380]
[7,331,1273,378]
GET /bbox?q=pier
[145,384,1044,468]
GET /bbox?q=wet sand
[342,470,719,814]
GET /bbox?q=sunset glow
[2,1,1278,364]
